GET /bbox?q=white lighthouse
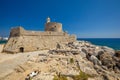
[46,17,50,23]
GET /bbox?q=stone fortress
[3,17,76,53]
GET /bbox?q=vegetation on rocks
[70,58,74,64]
[72,71,88,80]
[53,75,68,80]
[72,69,93,80]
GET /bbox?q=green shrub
[70,58,74,64]
[53,75,58,80]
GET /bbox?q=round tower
[45,17,63,32]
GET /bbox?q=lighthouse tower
[46,17,50,23]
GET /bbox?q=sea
[0,38,120,50]
[0,40,7,44]
[77,38,120,50]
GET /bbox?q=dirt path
[0,50,48,79]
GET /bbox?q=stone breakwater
[1,41,120,80]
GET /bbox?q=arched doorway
[19,47,24,52]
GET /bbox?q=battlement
[10,27,67,37]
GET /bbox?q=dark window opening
[19,47,24,52]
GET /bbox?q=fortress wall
[3,37,22,53]
[3,34,76,53]
[4,26,76,53]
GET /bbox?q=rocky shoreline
[0,41,120,80]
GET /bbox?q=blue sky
[0,0,120,38]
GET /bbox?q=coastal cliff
[0,41,120,80]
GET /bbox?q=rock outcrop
[1,41,120,80]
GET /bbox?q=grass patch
[72,70,92,80]
[53,75,68,80]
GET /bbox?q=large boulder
[89,55,102,65]
[99,52,116,70]
[101,46,115,56]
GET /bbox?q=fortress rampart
[3,18,76,53]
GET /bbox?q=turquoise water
[0,40,7,44]
[0,38,120,50]
[77,38,120,50]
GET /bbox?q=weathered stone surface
[101,46,115,56]
[99,52,116,70]
[90,55,102,65]
[79,51,86,58]
[115,50,120,58]
[1,40,120,80]
[0,44,4,53]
